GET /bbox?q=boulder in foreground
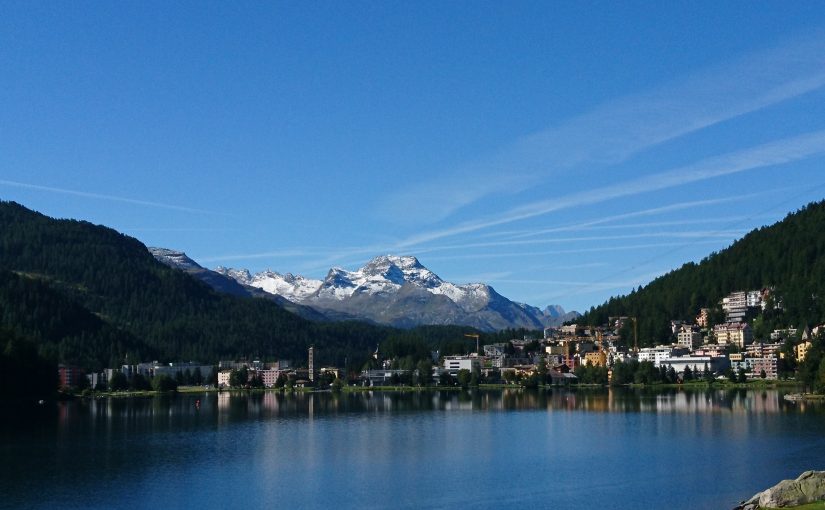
[736,471,825,509]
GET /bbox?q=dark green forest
[0,326,58,401]
[579,200,825,346]
[5,198,825,399]
[0,201,524,387]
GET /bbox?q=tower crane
[464,333,480,355]
[609,316,638,354]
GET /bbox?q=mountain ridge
[211,254,579,331]
[0,200,557,375]
[148,247,329,321]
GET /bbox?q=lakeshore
[51,377,806,401]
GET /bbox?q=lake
[1,388,824,509]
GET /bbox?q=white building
[637,346,690,367]
[608,351,635,366]
[659,355,729,376]
[560,324,580,336]
[722,291,748,322]
[770,328,798,341]
[130,361,213,380]
[443,356,481,376]
[746,290,763,309]
[483,343,507,357]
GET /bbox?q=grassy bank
[766,502,825,510]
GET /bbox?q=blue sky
[3,1,825,313]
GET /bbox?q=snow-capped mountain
[254,271,323,301]
[148,247,327,321]
[149,247,203,272]
[214,255,579,331]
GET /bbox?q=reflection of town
[54,388,822,429]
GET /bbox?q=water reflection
[29,387,823,429]
[1,388,823,510]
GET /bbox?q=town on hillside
[58,288,824,393]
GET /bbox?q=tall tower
[308,346,315,382]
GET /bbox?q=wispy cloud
[375,171,541,225]
[422,240,725,262]
[0,179,225,216]
[395,129,825,248]
[123,227,232,232]
[489,277,656,288]
[550,262,610,270]
[413,231,746,255]
[496,216,767,239]
[497,195,762,240]
[516,270,669,304]
[199,249,321,263]
[380,29,825,224]
[566,216,775,232]
[267,231,739,274]
[449,271,514,284]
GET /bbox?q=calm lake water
[1,388,824,509]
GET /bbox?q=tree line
[0,201,545,395]
[578,200,825,347]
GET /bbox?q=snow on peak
[214,254,496,309]
[371,254,423,269]
[149,247,202,271]
[214,267,253,285]
[307,254,487,307]
[244,269,323,302]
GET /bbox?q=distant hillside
[0,201,389,368]
[148,247,330,322]
[580,200,825,345]
[0,202,516,371]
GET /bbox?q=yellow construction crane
[594,328,607,366]
[609,316,638,353]
[464,333,480,354]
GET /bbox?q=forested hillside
[0,270,148,369]
[0,202,521,375]
[580,200,825,345]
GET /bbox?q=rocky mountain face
[148,247,328,321]
[213,254,579,331]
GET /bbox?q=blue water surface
[1,388,823,509]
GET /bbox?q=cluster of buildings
[110,360,214,382]
[410,289,819,385]
[60,288,821,390]
[215,348,342,388]
[595,289,817,381]
[61,360,216,390]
